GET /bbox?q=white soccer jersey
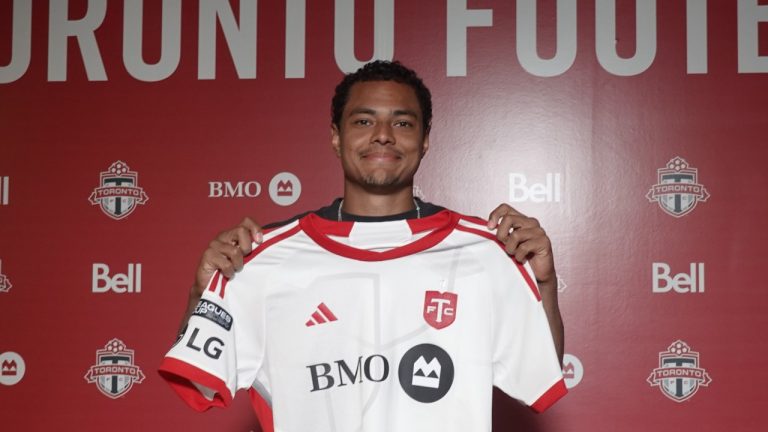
[160,210,566,432]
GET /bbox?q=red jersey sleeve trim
[158,357,232,412]
[530,379,568,413]
[248,388,275,432]
[454,222,542,301]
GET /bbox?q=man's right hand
[192,217,264,298]
[180,217,264,335]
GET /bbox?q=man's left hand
[487,204,555,285]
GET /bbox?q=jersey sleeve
[491,259,567,412]
[159,269,266,412]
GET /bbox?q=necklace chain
[337,198,421,221]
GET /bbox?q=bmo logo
[92,263,142,293]
[652,263,705,294]
[509,173,562,203]
[208,181,261,198]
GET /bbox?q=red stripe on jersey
[311,311,326,324]
[243,224,303,266]
[454,222,542,301]
[318,302,337,321]
[248,388,274,432]
[158,357,232,411]
[530,379,568,413]
[207,271,221,294]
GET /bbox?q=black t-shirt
[263,197,445,229]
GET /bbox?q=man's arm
[487,204,564,365]
[177,218,263,335]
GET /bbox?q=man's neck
[341,184,416,216]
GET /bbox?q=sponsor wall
[1,0,767,430]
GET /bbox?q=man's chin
[361,176,410,194]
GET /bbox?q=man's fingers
[208,240,245,271]
[494,214,540,242]
[215,226,255,255]
[240,217,264,243]
[487,204,526,229]
[501,227,549,259]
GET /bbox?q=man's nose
[371,122,395,145]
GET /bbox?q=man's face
[332,80,429,192]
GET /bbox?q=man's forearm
[538,278,564,366]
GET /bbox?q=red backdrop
[1,0,767,430]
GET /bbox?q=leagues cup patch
[193,299,233,331]
[84,339,145,399]
[89,161,149,220]
[646,157,709,218]
[647,340,711,402]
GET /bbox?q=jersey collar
[299,210,459,261]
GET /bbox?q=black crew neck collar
[334,198,422,222]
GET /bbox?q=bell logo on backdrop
[509,173,562,203]
[269,172,302,206]
[89,161,149,220]
[652,263,705,293]
[0,352,25,386]
[647,340,711,402]
[84,339,145,399]
[562,353,583,389]
[0,176,9,205]
[647,157,709,217]
[0,259,12,293]
[92,263,142,293]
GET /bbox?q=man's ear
[420,133,430,158]
[331,124,341,157]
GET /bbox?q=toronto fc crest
[84,339,145,399]
[647,340,711,402]
[646,157,709,218]
[423,291,457,330]
[89,161,149,220]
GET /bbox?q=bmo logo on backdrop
[652,263,705,294]
[92,263,142,293]
[208,172,301,206]
[509,173,562,203]
[208,181,262,198]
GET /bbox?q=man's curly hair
[331,60,432,135]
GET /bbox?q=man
[161,61,565,431]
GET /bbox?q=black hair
[331,60,432,135]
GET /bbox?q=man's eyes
[351,119,413,127]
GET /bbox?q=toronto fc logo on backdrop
[84,339,145,399]
[647,340,711,402]
[88,161,149,220]
[423,291,457,330]
[0,259,12,293]
[646,157,709,217]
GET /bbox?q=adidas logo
[305,303,338,327]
